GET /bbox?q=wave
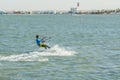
[0,45,75,62]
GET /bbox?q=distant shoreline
[0,8,120,15]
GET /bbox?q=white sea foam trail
[0,54,48,62]
[0,45,75,61]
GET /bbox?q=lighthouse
[77,2,79,8]
[77,2,80,11]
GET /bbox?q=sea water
[0,14,120,80]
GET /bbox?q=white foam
[0,54,48,62]
[30,45,75,56]
[0,45,75,61]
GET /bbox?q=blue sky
[0,0,120,11]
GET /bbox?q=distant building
[69,2,80,14]
[70,8,77,14]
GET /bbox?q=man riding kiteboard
[36,35,50,49]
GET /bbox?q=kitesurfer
[36,35,50,49]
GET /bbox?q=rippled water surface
[0,14,120,80]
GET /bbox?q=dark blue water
[0,14,120,80]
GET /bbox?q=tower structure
[77,2,79,11]
[77,2,79,8]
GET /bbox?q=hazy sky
[0,0,120,11]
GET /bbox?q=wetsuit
[36,38,41,46]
